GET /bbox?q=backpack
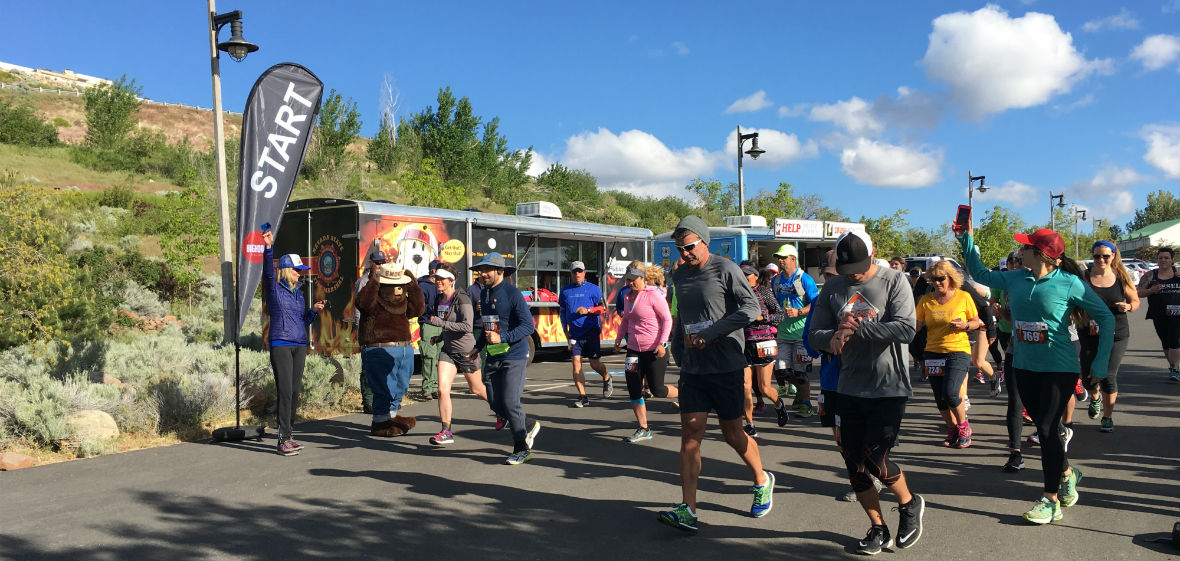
[773,270,811,308]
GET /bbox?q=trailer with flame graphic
[269,198,652,361]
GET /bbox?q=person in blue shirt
[471,252,542,465]
[261,230,324,456]
[770,243,820,417]
[559,260,612,407]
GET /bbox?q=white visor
[433,269,455,281]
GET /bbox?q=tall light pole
[967,171,987,207]
[208,2,258,343]
[736,126,765,217]
[1073,207,1087,258]
[1049,191,1065,231]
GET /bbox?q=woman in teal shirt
[959,226,1113,526]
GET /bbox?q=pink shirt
[617,286,673,352]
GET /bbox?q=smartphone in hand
[953,205,971,233]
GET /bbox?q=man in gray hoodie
[809,229,925,555]
[657,215,775,533]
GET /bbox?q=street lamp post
[208,1,258,343]
[1049,191,1065,231]
[967,171,987,208]
[1073,207,1087,258]
[735,125,765,217]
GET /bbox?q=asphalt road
[2,309,1178,560]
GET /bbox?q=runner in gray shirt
[809,229,926,555]
[657,215,775,533]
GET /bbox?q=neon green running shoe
[1059,467,1083,508]
[1087,397,1101,419]
[658,503,698,532]
[1023,497,1062,525]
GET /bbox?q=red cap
[1013,229,1064,259]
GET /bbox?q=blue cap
[471,252,515,273]
[278,254,310,271]
[368,250,388,263]
[429,259,442,271]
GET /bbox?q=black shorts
[1153,317,1180,350]
[744,340,776,367]
[439,350,479,374]
[570,336,602,359]
[624,350,669,400]
[819,389,839,428]
[678,370,745,421]
[836,393,907,453]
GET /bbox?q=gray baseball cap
[570,261,586,271]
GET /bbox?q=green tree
[155,187,218,300]
[973,205,1026,267]
[304,89,363,178]
[609,191,697,234]
[0,100,59,147]
[859,209,910,259]
[905,225,956,256]
[797,192,848,222]
[536,164,601,219]
[685,177,737,220]
[746,182,802,223]
[402,159,467,210]
[367,114,397,174]
[83,75,142,149]
[1125,190,1180,233]
[1107,223,1124,240]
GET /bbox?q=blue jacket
[476,280,536,361]
[418,276,439,322]
[559,282,604,338]
[262,247,317,346]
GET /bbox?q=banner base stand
[212,425,265,443]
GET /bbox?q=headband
[1091,240,1117,255]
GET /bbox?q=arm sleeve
[964,292,979,320]
[261,248,277,299]
[304,304,318,326]
[854,273,916,344]
[1073,279,1115,378]
[915,296,927,323]
[503,290,537,343]
[700,266,759,342]
[801,310,819,357]
[437,295,473,333]
[958,233,1007,290]
[558,291,571,333]
[803,274,820,304]
[808,285,838,353]
[760,287,785,325]
[653,292,673,345]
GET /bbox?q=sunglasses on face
[1092,254,1113,260]
[676,240,701,253]
[929,276,948,282]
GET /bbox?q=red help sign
[242,231,266,264]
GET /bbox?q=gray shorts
[775,339,812,376]
[439,350,479,374]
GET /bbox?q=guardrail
[0,82,241,116]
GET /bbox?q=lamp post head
[745,136,765,160]
[218,19,259,61]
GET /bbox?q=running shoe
[525,420,541,449]
[1027,433,1040,446]
[953,429,972,449]
[776,384,789,397]
[1022,408,1033,425]
[429,429,454,445]
[504,449,533,465]
[792,402,814,417]
[625,427,653,443]
[1002,451,1025,472]
[657,503,698,532]
[277,440,300,456]
[1059,466,1083,507]
[787,383,797,397]
[894,494,925,549]
[1022,497,1062,525]
[642,388,653,399]
[837,489,859,502]
[1169,369,1179,382]
[1087,396,1102,419]
[751,471,775,518]
[856,525,894,555]
[1099,417,1114,433]
[602,378,615,398]
[989,377,1002,398]
[288,440,304,452]
[1061,426,1074,453]
[574,396,590,408]
[775,402,790,427]
[975,371,986,384]
[942,425,957,448]
[996,370,1005,384]
[743,423,758,437]
[753,402,766,415]
[495,416,508,430]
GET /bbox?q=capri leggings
[837,394,906,492]
[624,350,669,400]
[1079,334,1127,394]
[1152,317,1180,350]
[924,351,970,411]
[1014,369,1076,494]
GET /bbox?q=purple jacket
[262,247,318,345]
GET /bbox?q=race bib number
[437,304,451,319]
[483,314,501,333]
[1088,319,1098,336]
[625,356,639,373]
[925,358,947,377]
[1015,320,1049,344]
[795,349,813,363]
[684,320,713,346]
[1167,305,1180,317]
[755,340,778,359]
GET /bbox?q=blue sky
[3,1,1178,231]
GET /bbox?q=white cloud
[777,103,811,118]
[525,150,552,177]
[1165,0,1180,14]
[838,138,943,188]
[724,127,819,168]
[1130,34,1180,71]
[1141,124,1180,178]
[671,41,690,56]
[560,128,723,195]
[724,90,774,114]
[1069,165,1146,201]
[1051,93,1096,113]
[808,97,883,136]
[974,180,1037,206]
[920,5,1102,119]
[1111,191,1136,215]
[1082,9,1140,32]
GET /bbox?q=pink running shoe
[494,417,508,431]
[429,430,454,445]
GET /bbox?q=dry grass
[0,143,185,193]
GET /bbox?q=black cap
[835,230,873,275]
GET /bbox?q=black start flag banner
[235,63,323,338]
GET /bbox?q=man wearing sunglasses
[657,215,772,533]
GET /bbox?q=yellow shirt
[917,289,978,353]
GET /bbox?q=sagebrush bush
[118,279,169,318]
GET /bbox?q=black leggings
[1004,348,1024,450]
[1079,334,1127,394]
[989,333,1005,366]
[1014,369,1076,494]
[837,394,906,492]
[624,350,669,400]
[269,345,307,440]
